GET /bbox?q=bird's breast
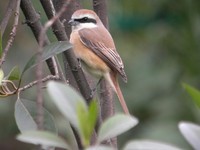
[70,31,110,77]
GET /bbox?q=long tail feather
[111,73,129,114]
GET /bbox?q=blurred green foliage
[108,0,200,149]
[0,0,200,149]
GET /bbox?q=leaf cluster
[16,80,199,150]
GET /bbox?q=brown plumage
[69,9,129,114]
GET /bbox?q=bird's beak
[68,19,78,26]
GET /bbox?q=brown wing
[79,27,127,82]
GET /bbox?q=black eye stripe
[74,17,97,24]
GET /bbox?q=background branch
[93,0,117,147]
[0,0,16,35]
[35,0,71,135]
[53,0,81,36]
[18,75,59,93]
[0,0,21,67]
[40,0,77,88]
[20,0,56,76]
[20,0,60,132]
[93,0,114,120]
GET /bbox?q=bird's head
[68,9,102,31]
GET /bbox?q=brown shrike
[69,9,129,114]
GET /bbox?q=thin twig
[36,0,71,130]
[0,0,21,67]
[0,0,17,35]
[52,57,59,77]
[38,0,71,42]
[54,56,68,83]
[18,75,59,92]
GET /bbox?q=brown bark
[93,0,117,147]
[20,0,56,75]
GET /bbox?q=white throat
[72,22,97,31]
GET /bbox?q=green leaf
[0,68,4,85]
[88,101,98,136]
[16,130,69,149]
[77,101,88,146]
[123,140,182,150]
[6,66,20,81]
[15,98,57,133]
[182,82,200,108]
[179,122,200,149]
[47,81,87,130]
[86,145,115,150]
[15,98,37,132]
[0,30,2,57]
[77,100,98,147]
[98,114,138,143]
[22,41,72,75]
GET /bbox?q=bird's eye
[83,17,88,21]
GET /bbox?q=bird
[68,9,129,114]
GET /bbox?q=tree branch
[20,0,60,132]
[93,0,117,147]
[0,0,17,35]
[40,0,77,88]
[20,0,56,76]
[35,0,72,132]
[53,0,81,37]
[93,0,114,121]
[18,75,59,93]
[0,0,21,67]
[93,0,109,28]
